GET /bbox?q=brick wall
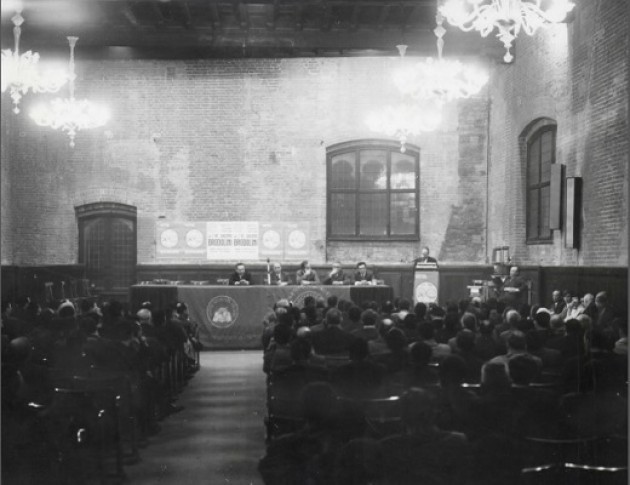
[487,0,628,267]
[1,56,488,266]
[1,101,13,264]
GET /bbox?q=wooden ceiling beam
[376,5,390,31]
[266,0,278,30]
[209,2,221,30]
[294,2,304,31]
[151,2,167,25]
[320,1,333,32]
[349,4,361,31]
[180,1,193,29]
[121,3,139,27]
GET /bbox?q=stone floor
[126,350,266,485]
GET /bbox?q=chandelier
[392,10,488,103]
[30,37,109,148]
[366,101,442,153]
[440,0,575,63]
[1,9,67,114]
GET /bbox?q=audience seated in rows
[260,291,628,485]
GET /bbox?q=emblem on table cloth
[206,296,239,329]
[415,282,438,304]
[289,287,330,308]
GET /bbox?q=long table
[130,284,394,349]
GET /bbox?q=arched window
[327,140,419,240]
[75,202,137,297]
[524,120,556,243]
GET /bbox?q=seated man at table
[229,262,252,285]
[354,262,375,286]
[296,260,320,286]
[322,261,351,285]
[268,262,291,286]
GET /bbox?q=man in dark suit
[310,308,356,355]
[268,262,291,285]
[322,261,351,285]
[500,266,528,307]
[229,262,252,285]
[413,246,438,265]
[354,262,375,285]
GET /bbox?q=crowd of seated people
[1,295,201,484]
[259,293,628,485]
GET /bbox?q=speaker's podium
[413,262,439,305]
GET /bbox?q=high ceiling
[1,0,500,59]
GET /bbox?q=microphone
[266,258,271,285]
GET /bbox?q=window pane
[359,194,387,236]
[528,189,539,239]
[359,150,387,189]
[390,193,417,235]
[330,153,356,189]
[330,193,356,235]
[540,131,553,158]
[528,138,540,185]
[391,152,416,189]
[539,185,551,239]
[540,157,552,183]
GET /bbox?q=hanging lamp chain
[434,5,446,60]
[67,36,78,100]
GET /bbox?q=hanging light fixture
[366,99,443,153]
[30,36,109,148]
[440,0,575,63]
[1,7,68,114]
[392,8,488,103]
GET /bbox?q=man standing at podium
[501,266,528,307]
[413,246,438,265]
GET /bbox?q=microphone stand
[266,258,271,285]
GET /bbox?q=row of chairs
[264,371,628,484]
[34,347,199,484]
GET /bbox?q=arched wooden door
[76,202,137,300]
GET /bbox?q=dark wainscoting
[536,266,628,314]
[3,263,626,315]
[134,263,495,306]
[134,263,629,312]
[1,265,88,303]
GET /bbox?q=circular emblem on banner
[289,287,329,308]
[288,230,306,249]
[206,296,239,329]
[262,230,281,249]
[415,282,438,304]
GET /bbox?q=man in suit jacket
[413,246,438,265]
[322,261,351,285]
[229,262,252,285]
[310,308,356,355]
[296,260,320,285]
[354,262,375,285]
[268,262,291,286]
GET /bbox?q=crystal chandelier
[30,37,109,148]
[440,0,575,63]
[366,101,442,153]
[1,9,67,114]
[392,10,488,104]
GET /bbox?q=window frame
[525,124,556,244]
[326,139,420,241]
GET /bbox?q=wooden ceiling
[1,0,500,59]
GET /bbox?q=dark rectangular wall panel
[566,177,581,248]
[549,164,564,230]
